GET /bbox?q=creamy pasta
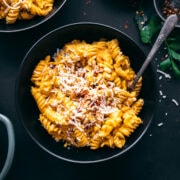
[31,39,144,149]
[0,0,54,24]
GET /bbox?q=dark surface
[0,0,180,179]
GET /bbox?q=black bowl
[15,22,157,163]
[153,0,180,28]
[0,0,67,33]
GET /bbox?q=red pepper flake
[83,12,87,16]
[162,0,180,20]
[85,0,92,5]
[124,21,129,29]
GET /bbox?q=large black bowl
[0,0,67,33]
[15,22,157,163]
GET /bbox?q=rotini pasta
[0,0,54,24]
[31,39,144,149]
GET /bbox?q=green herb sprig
[135,12,161,44]
[160,37,180,78]
[135,11,180,78]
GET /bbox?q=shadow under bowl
[15,22,157,163]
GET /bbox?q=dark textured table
[0,0,180,179]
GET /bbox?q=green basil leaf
[168,42,180,51]
[167,35,180,51]
[171,60,180,78]
[168,49,180,61]
[160,58,172,71]
[140,26,152,43]
[139,16,161,44]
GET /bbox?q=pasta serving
[30,39,144,149]
[0,0,54,24]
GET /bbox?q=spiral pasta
[0,0,54,24]
[31,39,144,149]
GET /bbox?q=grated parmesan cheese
[171,99,179,106]
[2,0,26,10]
[51,61,126,127]
[159,76,163,80]
[157,69,171,79]
[159,90,163,96]
[158,90,166,99]
[157,122,164,127]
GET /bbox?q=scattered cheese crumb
[159,90,163,96]
[159,90,166,99]
[159,76,163,80]
[162,95,166,99]
[157,69,171,79]
[157,122,164,127]
[171,99,179,106]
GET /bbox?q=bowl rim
[153,0,180,28]
[0,0,67,33]
[15,22,158,163]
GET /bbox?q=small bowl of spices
[153,0,180,28]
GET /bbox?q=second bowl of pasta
[0,0,67,32]
[15,22,157,163]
